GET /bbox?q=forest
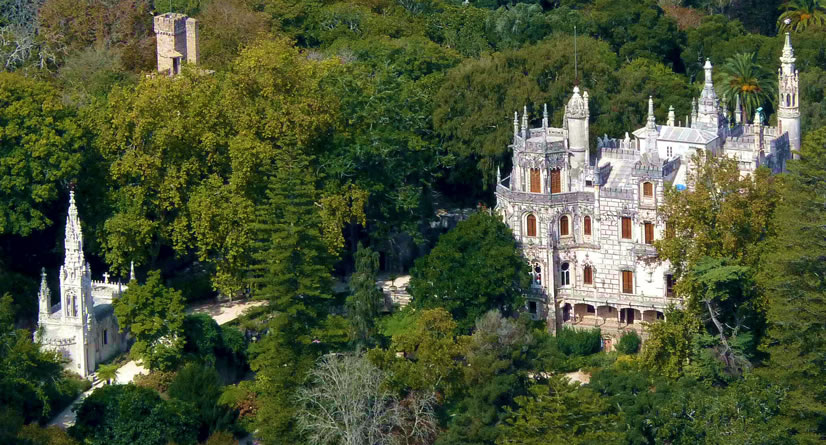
[1,0,826,443]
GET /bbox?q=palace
[35,192,130,378]
[495,34,800,346]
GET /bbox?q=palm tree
[96,363,120,385]
[718,53,776,123]
[778,0,826,32]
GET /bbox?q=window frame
[643,181,653,198]
[583,265,593,285]
[529,168,541,193]
[621,217,632,240]
[560,262,571,286]
[560,215,570,237]
[644,222,655,244]
[621,270,634,294]
[526,214,537,237]
[550,169,561,194]
[583,216,592,237]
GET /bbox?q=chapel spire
[64,190,84,269]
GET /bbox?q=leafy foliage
[556,326,602,356]
[346,244,384,345]
[615,330,642,355]
[113,270,186,371]
[410,212,530,330]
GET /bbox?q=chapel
[36,192,130,378]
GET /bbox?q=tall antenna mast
[574,25,579,86]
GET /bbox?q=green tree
[758,126,826,441]
[496,376,622,445]
[95,363,120,385]
[169,363,238,441]
[0,293,68,440]
[69,384,199,445]
[247,147,332,327]
[368,308,467,396]
[346,244,383,345]
[718,52,776,121]
[640,307,703,379]
[113,270,186,371]
[655,151,781,280]
[778,0,826,32]
[0,73,86,236]
[409,212,530,330]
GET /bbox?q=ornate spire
[566,86,587,119]
[38,268,50,315]
[542,103,548,129]
[646,96,656,130]
[667,105,675,126]
[521,106,528,138]
[735,95,743,124]
[130,261,136,282]
[64,191,84,269]
[781,32,796,73]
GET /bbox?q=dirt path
[48,299,264,429]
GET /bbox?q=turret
[38,268,50,318]
[565,86,590,190]
[153,13,199,75]
[778,32,801,158]
[695,59,721,132]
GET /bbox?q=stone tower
[778,32,801,158]
[153,13,199,75]
[55,191,95,376]
[565,86,590,191]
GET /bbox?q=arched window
[583,216,592,236]
[526,214,537,237]
[560,262,570,286]
[643,182,653,197]
[530,168,541,193]
[583,265,593,285]
[560,215,569,236]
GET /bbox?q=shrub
[203,431,238,445]
[133,370,177,394]
[183,313,222,363]
[557,326,602,356]
[616,331,642,355]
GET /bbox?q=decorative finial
[496,166,501,184]
[667,105,675,126]
[521,106,528,133]
[542,104,548,129]
[514,111,519,136]
[646,96,656,130]
[129,261,135,281]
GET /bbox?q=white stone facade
[495,34,801,346]
[36,192,130,378]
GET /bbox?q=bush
[183,313,222,363]
[557,326,602,356]
[616,331,642,355]
[203,431,238,445]
[133,370,177,394]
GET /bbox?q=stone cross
[102,272,109,284]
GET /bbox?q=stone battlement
[153,13,188,36]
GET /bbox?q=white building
[36,192,130,378]
[495,34,800,346]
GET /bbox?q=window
[667,146,673,158]
[530,168,541,193]
[586,305,595,314]
[666,274,675,298]
[644,222,655,244]
[560,216,569,236]
[583,265,593,285]
[528,301,537,315]
[621,270,633,294]
[621,217,632,239]
[526,214,537,237]
[585,180,593,187]
[550,169,561,194]
[620,308,636,324]
[533,264,542,286]
[560,263,570,286]
[103,329,108,345]
[643,182,653,197]
[583,216,592,236]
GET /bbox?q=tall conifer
[759,127,826,440]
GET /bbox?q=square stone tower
[153,13,199,75]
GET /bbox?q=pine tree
[248,147,332,337]
[759,126,826,441]
[346,243,383,346]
